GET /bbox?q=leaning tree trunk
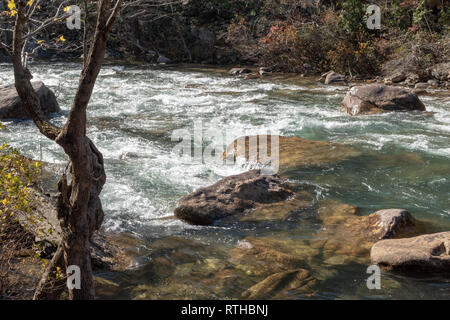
[10,0,123,300]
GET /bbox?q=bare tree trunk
[11,0,122,300]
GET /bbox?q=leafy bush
[341,0,367,39]
[0,122,42,299]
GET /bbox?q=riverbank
[1,1,448,82]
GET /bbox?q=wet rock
[340,84,426,116]
[90,232,140,271]
[324,71,346,85]
[367,209,416,240]
[371,231,450,272]
[228,67,252,76]
[150,236,208,265]
[316,201,420,265]
[174,170,294,225]
[323,255,354,266]
[229,237,318,277]
[0,82,60,120]
[223,135,361,172]
[94,276,122,298]
[242,269,317,299]
[238,190,314,222]
[317,201,373,264]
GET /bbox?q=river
[0,63,449,299]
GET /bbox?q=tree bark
[11,0,122,300]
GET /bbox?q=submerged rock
[340,84,426,115]
[317,201,420,265]
[223,135,360,171]
[0,82,60,120]
[228,237,319,277]
[174,170,294,225]
[371,231,450,272]
[238,190,314,222]
[242,268,317,299]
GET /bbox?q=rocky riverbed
[1,63,449,299]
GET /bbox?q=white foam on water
[1,63,449,233]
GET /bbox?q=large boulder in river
[371,231,450,272]
[174,169,294,225]
[223,135,360,172]
[340,84,426,116]
[0,82,60,120]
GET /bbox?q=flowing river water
[0,63,449,299]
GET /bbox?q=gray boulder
[340,84,426,115]
[371,231,450,272]
[174,170,294,225]
[0,82,60,120]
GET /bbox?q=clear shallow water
[0,63,449,299]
